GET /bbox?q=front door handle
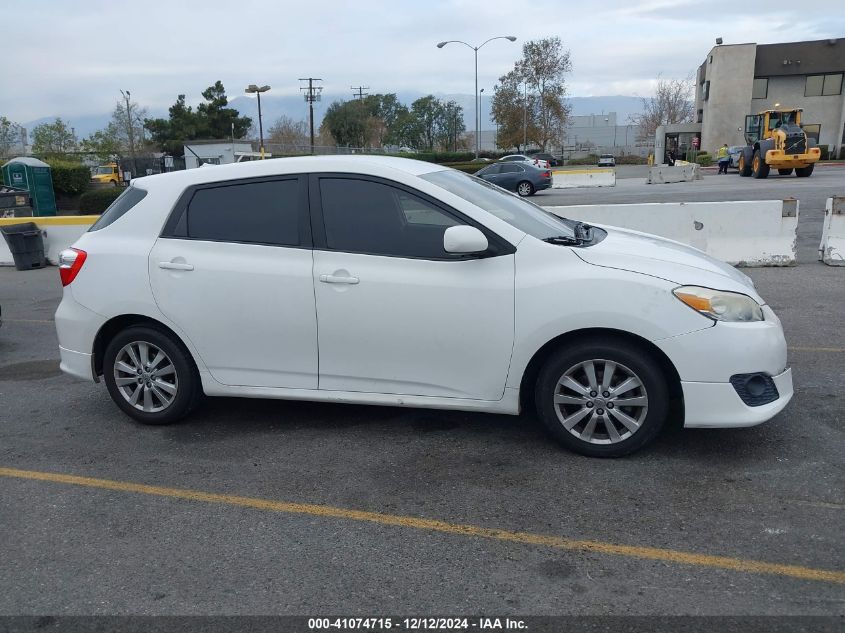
[319,274,359,285]
[159,261,194,271]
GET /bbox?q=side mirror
[444,225,488,254]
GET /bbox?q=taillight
[59,248,87,286]
[543,171,551,178]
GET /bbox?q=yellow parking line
[1,466,843,585]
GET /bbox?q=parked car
[474,162,552,197]
[597,154,616,167]
[500,154,551,169]
[529,152,560,167]
[728,146,745,169]
[55,156,792,457]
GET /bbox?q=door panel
[314,250,515,399]
[150,240,318,388]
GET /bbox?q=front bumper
[682,368,792,428]
[765,148,820,169]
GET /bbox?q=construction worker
[717,143,730,174]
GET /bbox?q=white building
[183,140,266,169]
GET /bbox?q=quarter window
[185,179,300,245]
[499,164,524,173]
[319,178,463,259]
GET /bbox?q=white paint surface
[819,196,845,266]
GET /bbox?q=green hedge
[695,152,713,167]
[48,161,91,196]
[79,187,123,214]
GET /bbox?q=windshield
[96,166,114,175]
[421,169,575,239]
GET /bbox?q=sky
[2,0,844,125]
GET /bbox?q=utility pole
[351,86,369,100]
[120,89,136,177]
[300,78,323,155]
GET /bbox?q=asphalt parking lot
[0,170,843,618]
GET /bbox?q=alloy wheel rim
[518,183,531,196]
[553,359,649,445]
[113,341,178,413]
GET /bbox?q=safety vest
[717,146,729,159]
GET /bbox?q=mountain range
[22,94,645,139]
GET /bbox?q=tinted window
[88,186,147,231]
[186,179,299,245]
[320,178,463,258]
[479,164,501,175]
[500,164,523,173]
[421,169,576,240]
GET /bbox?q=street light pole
[245,84,271,159]
[479,88,485,152]
[436,35,517,159]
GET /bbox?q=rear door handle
[158,261,194,271]
[319,274,359,285]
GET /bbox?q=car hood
[576,225,763,301]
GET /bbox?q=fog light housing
[730,373,779,407]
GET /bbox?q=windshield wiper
[542,235,584,245]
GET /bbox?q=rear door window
[175,178,303,246]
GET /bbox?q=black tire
[795,164,814,178]
[534,338,670,457]
[752,150,769,179]
[738,152,752,177]
[103,325,202,425]
[777,168,793,176]
[517,181,534,197]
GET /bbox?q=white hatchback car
[56,156,792,457]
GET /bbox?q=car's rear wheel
[103,326,202,425]
[534,339,669,457]
[517,181,534,197]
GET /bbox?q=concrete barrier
[547,199,798,267]
[552,169,615,189]
[819,196,845,266]
[647,163,701,184]
[0,216,98,266]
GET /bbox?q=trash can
[1,222,46,271]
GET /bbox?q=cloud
[1,0,841,124]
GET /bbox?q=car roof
[131,155,450,190]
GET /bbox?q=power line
[299,78,323,155]
[351,86,370,100]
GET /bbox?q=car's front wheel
[534,338,669,457]
[103,325,202,425]
[517,181,535,197]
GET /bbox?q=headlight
[673,286,764,322]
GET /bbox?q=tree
[630,75,695,141]
[268,115,309,147]
[0,116,23,158]
[437,101,466,151]
[411,96,446,151]
[144,82,252,156]
[114,93,148,165]
[31,118,77,157]
[491,71,535,152]
[80,123,123,163]
[492,36,572,152]
[321,100,370,147]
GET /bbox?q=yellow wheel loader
[737,109,820,179]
